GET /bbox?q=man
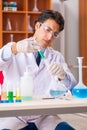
[0,10,76,130]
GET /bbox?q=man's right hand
[16,38,42,53]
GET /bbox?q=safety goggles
[40,22,59,38]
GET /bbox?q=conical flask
[72,57,87,98]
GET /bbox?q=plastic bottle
[20,66,33,101]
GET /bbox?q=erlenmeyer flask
[72,57,87,98]
[49,78,68,98]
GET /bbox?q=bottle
[72,57,87,98]
[3,2,8,11]
[20,66,33,101]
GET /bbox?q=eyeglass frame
[40,22,59,38]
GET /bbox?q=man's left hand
[48,62,66,80]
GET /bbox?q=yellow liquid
[1,92,7,100]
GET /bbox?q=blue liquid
[72,88,87,98]
[50,90,66,98]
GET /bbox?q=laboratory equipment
[38,50,67,98]
[32,0,39,12]
[10,34,14,42]
[50,81,67,98]
[20,65,33,101]
[15,86,21,102]
[28,15,33,32]
[3,2,8,11]
[1,82,8,103]
[6,18,12,31]
[72,57,87,98]
[7,82,14,103]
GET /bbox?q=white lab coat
[0,40,76,130]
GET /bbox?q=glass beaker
[72,57,87,98]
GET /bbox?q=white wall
[52,0,79,80]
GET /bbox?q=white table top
[0,95,87,117]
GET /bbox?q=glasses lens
[40,23,59,38]
[54,32,59,38]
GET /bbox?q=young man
[0,10,76,130]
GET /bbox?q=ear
[35,22,41,30]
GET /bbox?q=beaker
[72,57,87,98]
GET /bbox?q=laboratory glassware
[32,0,39,12]
[6,18,12,31]
[7,82,14,102]
[39,50,68,98]
[1,82,8,103]
[10,34,14,42]
[72,57,87,98]
[28,15,33,32]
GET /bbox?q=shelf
[0,0,52,47]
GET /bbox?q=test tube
[7,82,14,103]
[1,83,8,103]
[15,87,21,102]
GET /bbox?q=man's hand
[16,38,42,53]
[48,62,66,80]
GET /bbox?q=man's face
[34,19,60,48]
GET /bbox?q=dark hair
[34,10,64,32]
